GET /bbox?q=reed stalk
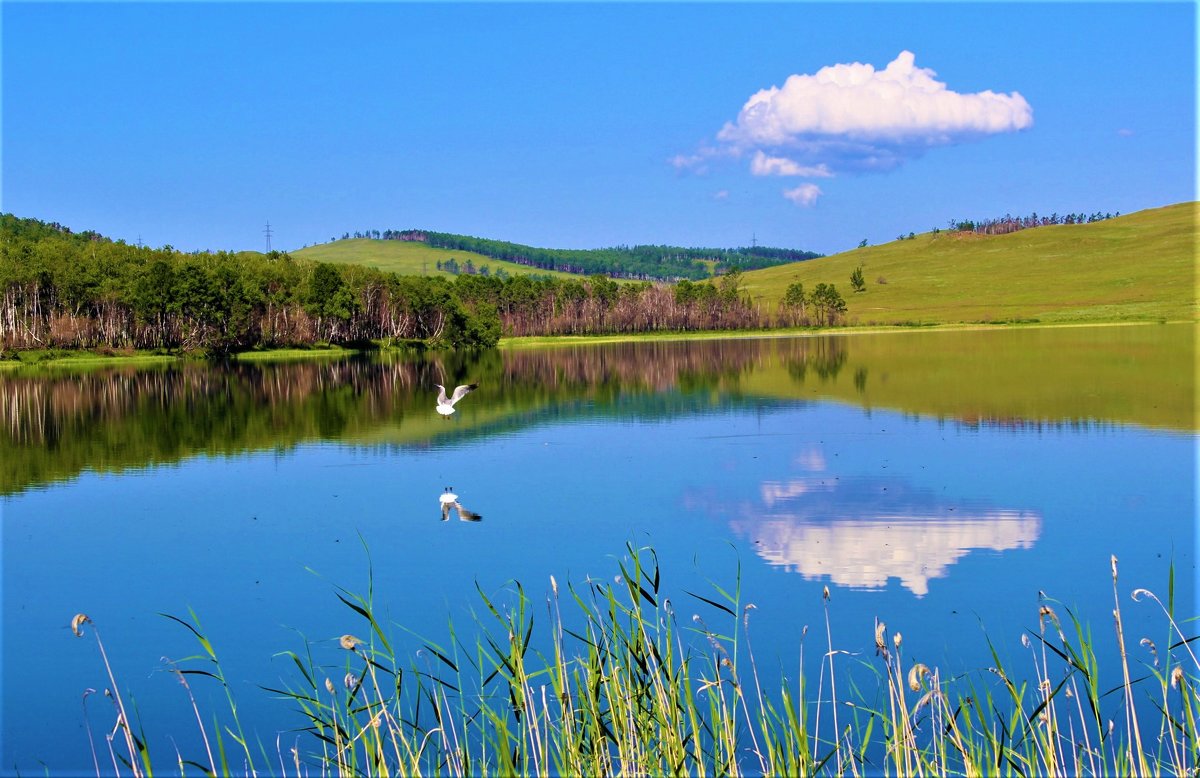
[71,548,1197,777]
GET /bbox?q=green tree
[850,265,866,293]
[783,281,806,308]
[809,283,847,326]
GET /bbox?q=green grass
[293,238,582,280]
[233,345,359,362]
[71,545,1199,776]
[0,348,180,369]
[742,202,1198,325]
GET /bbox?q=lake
[1,323,1195,774]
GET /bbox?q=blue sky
[3,2,1195,256]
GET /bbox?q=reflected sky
[716,474,1041,595]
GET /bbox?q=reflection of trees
[5,324,1177,495]
[498,339,770,395]
[0,361,428,494]
[785,337,847,383]
[1,339,819,495]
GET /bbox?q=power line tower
[264,221,274,253]
[751,233,758,250]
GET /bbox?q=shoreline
[1,318,1192,368]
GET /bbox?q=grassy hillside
[742,202,1197,325]
[292,238,580,280]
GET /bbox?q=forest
[337,228,821,279]
[0,214,840,355]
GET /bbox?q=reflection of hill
[741,323,1195,432]
[713,477,1041,596]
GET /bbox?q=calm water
[2,324,1195,774]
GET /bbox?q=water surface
[2,323,1194,773]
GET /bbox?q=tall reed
[72,547,1197,776]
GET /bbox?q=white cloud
[750,151,833,178]
[672,51,1032,204]
[668,152,709,174]
[712,189,730,200]
[783,183,822,207]
[719,51,1032,150]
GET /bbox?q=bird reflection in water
[439,487,482,522]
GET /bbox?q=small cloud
[1117,128,1135,137]
[669,152,709,175]
[783,183,822,207]
[712,189,730,200]
[668,143,735,176]
[750,151,833,178]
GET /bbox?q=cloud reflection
[723,477,1041,596]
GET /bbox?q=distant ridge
[313,228,822,280]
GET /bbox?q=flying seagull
[439,487,482,522]
[435,383,478,417]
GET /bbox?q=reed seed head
[908,662,930,692]
[550,575,558,598]
[71,613,91,637]
[822,585,830,602]
[339,634,362,651]
[1021,634,1031,648]
[1171,666,1185,690]
[874,619,886,651]
[344,672,358,690]
[1131,587,1152,601]
[1140,637,1159,666]
[893,632,902,650]
[325,678,336,695]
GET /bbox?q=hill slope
[742,202,1197,325]
[292,239,581,280]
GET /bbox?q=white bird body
[435,383,478,416]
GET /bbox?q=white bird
[435,383,478,417]
[439,486,482,522]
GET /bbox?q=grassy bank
[70,546,1197,776]
[741,202,1197,326]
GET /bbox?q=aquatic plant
[72,548,1198,776]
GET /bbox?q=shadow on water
[0,323,1193,494]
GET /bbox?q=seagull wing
[448,383,479,406]
[441,501,452,521]
[454,502,482,522]
[435,384,450,405]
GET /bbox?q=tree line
[0,215,845,355]
[337,228,821,280]
[946,210,1119,236]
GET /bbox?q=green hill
[292,239,580,280]
[741,202,1197,325]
